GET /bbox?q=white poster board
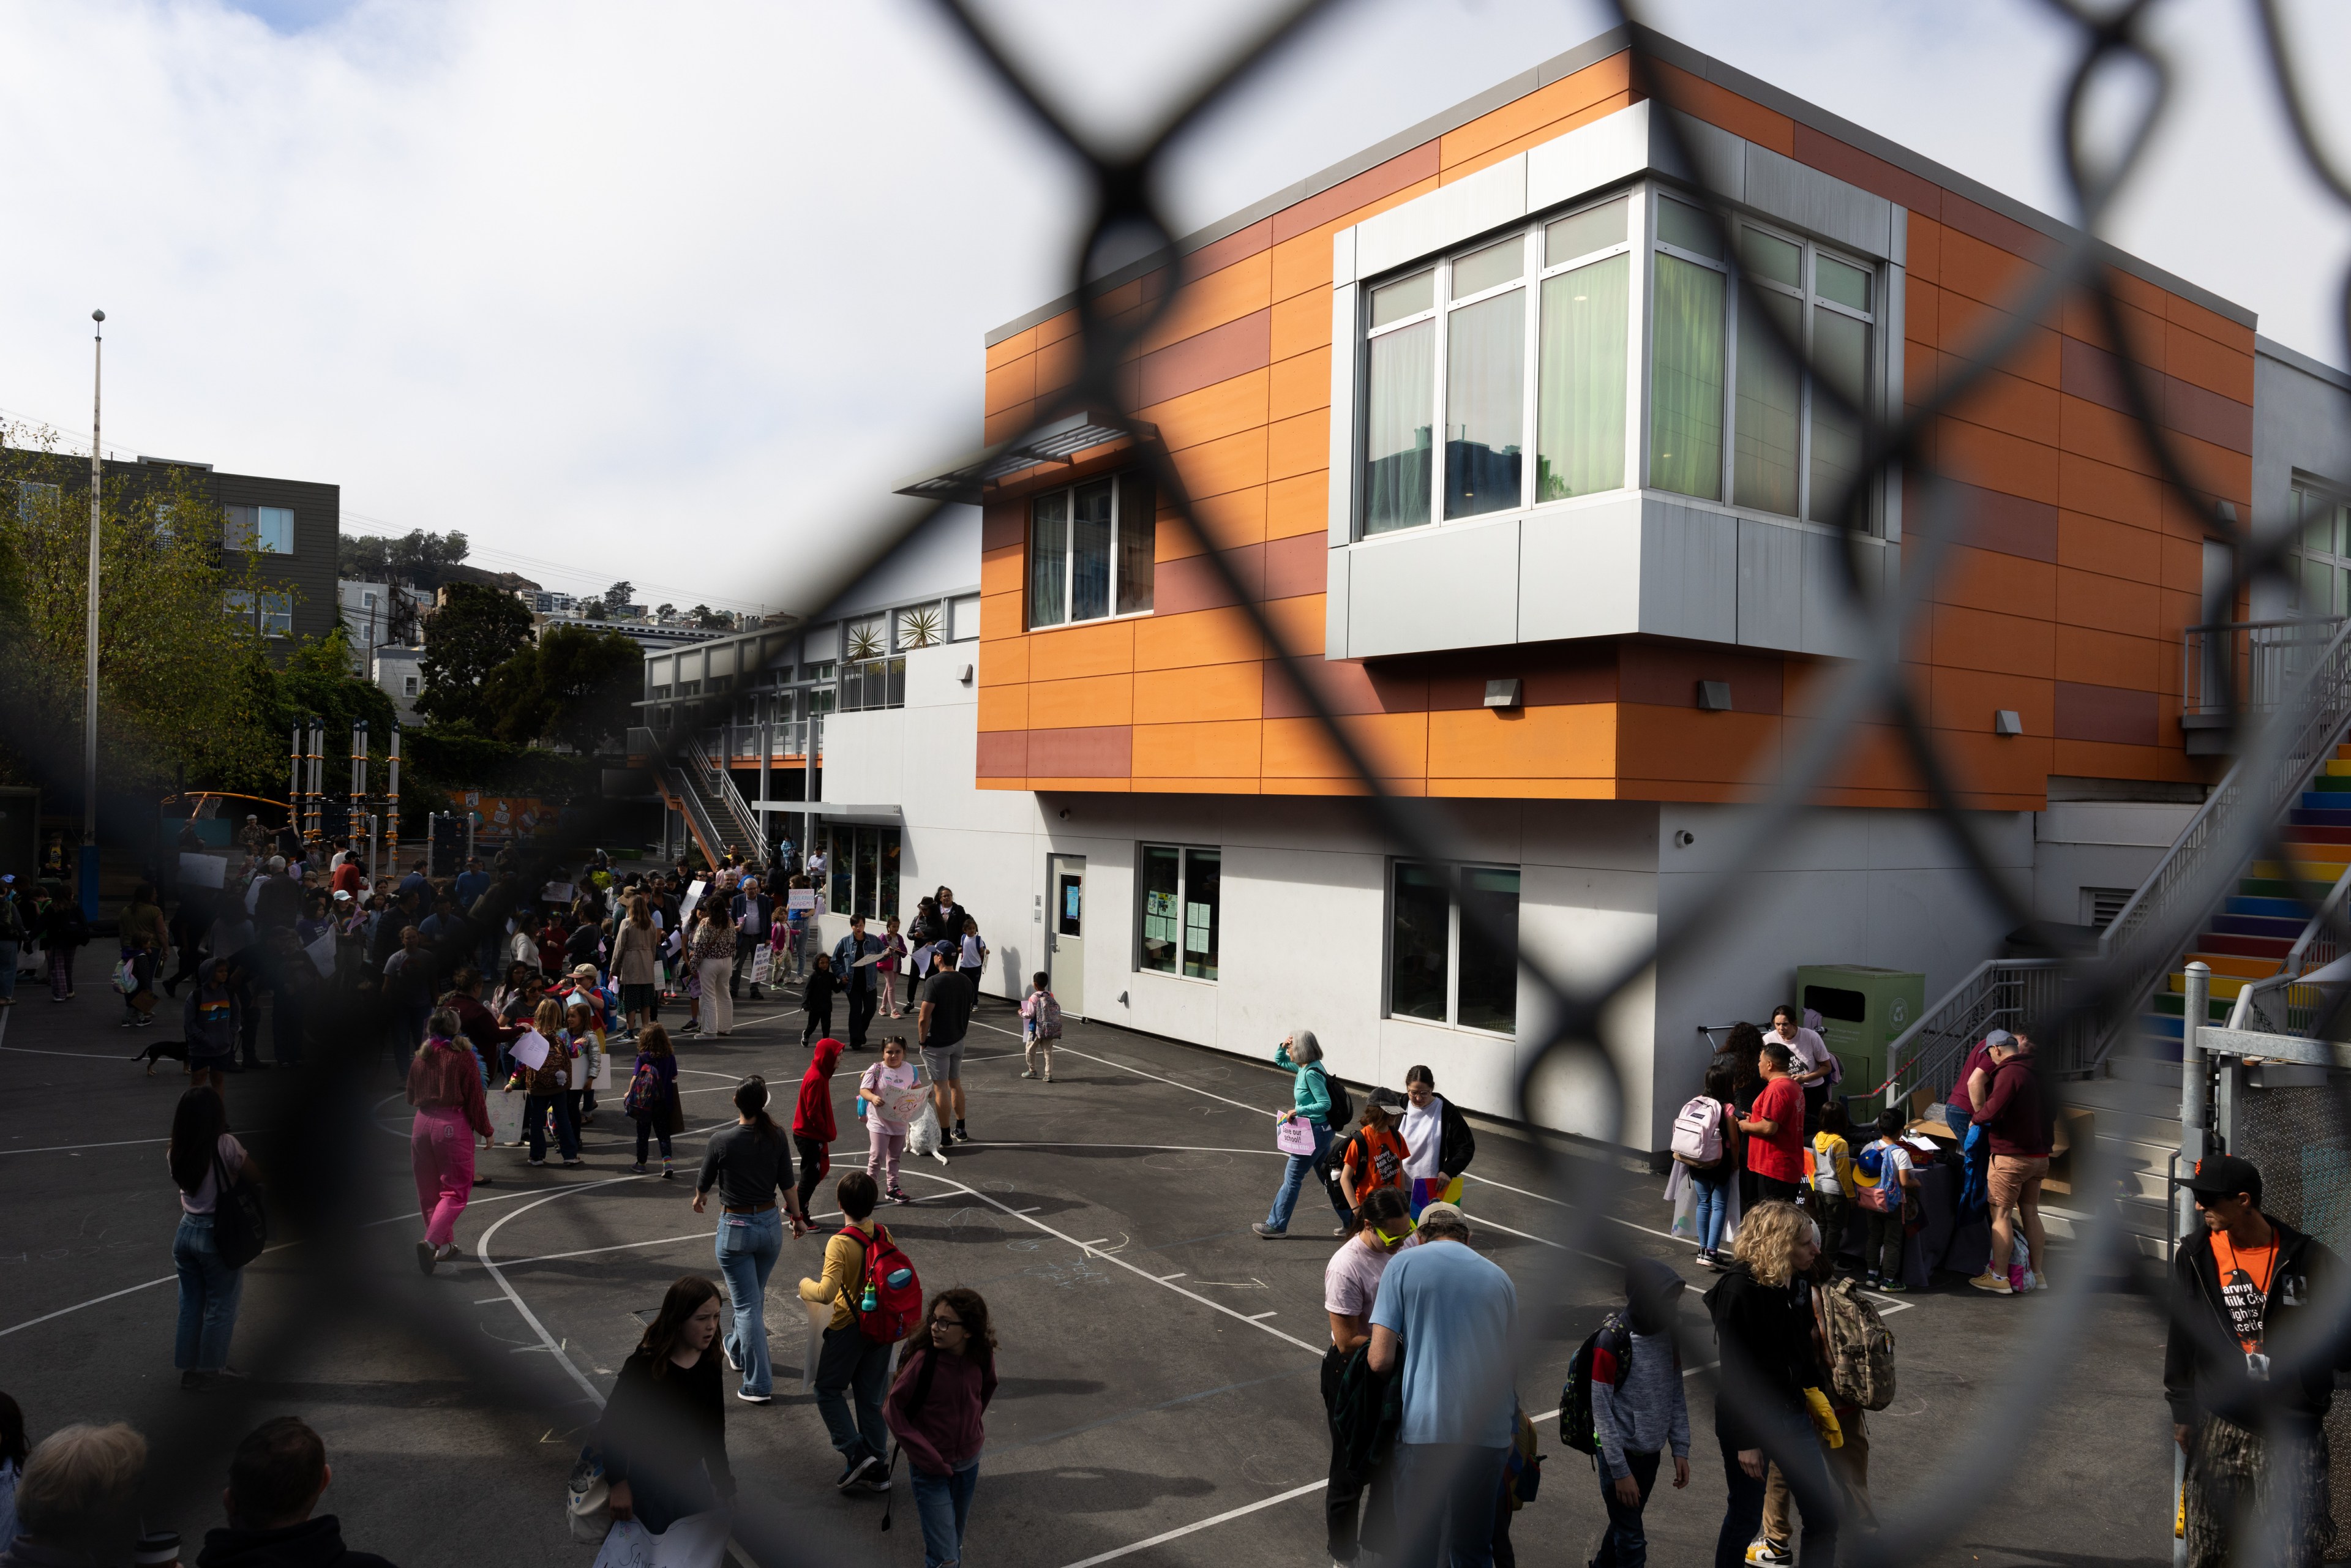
[487,1090,525,1144]
[511,1030,552,1071]
[679,880,708,922]
[542,880,576,905]
[786,888,817,912]
[591,1509,730,1568]
[304,930,337,977]
[179,853,226,889]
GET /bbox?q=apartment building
[643,26,2351,1155]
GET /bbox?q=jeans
[716,1207,784,1398]
[173,1214,244,1370]
[910,1460,979,1568]
[1594,1448,1662,1567]
[524,1092,579,1161]
[1388,1442,1507,1568]
[0,940,17,1001]
[813,1322,893,1465]
[1715,1428,1840,1566]
[1864,1208,1905,1282]
[389,1005,427,1079]
[1690,1167,1731,1255]
[1265,1120,1349,1233]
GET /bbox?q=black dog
[132,1038,191,1075]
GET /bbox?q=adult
[1254,1032,1353,1240]
[1366,1202,1518,1568]
[1337,1087,1412,1226]
[917,944,976,1144]
[730,877,773,1001]
[1324,1186,1414,1566]
[238,814,269,859]
[692,1076,807,1405]
[380,926,435,1081]
[888,1288,999,1568]
[1737,1042,1807,1205]
[440,966,521,1092]
[195,1417,394,1568]
[932,887,964,945]
[454,856,490,911]
[793,1037,844,1216]
[1398,1065,1477,1218]
[832,915,884,1051]
[0,879,20,1010]
[169,1087,255,1388]
[2169,1155,2351,1567]
[1,1423,146,1567]
[252,857,302,932]
[37,884,86,1004]
[264,926,313,1067]
[1969,1031,2054,1295]
[798,1172,896,1491]
[691,902,738,1038]
[1761,1005,1836,1133]
[118,883,168,1029]
[1703,1201,1841,1567]
[329,853,363,901]
[599,1276,736,1534]
[408,1008,492,1276]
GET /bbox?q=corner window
[1387,862,1518,1035]
[1029,472,1154,629]
[1139,844,1220,981]
[824,824,901,920]
[224,505,294,554]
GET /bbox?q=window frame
[1352,180,1883,541]
[257,591,293,639]
[1026,470,1155,631]
[1136,842,1221,983]
[2289,482,2351,618]
[1382,859,1520,1038]
[823,823,901,920]
[223,503,295,555]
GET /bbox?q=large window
[838,657,904,712]
[1387,862,1518,1035]
[824,824,901,920]
[258,591,293,639]
[1139,844,1220,981]
[223,504,294,554]
[1030,472,1154,629]
[1358,187,1876,535]
[2290,484,2351,617]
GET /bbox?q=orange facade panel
[1133,719,1264,779]
[1644,59,1795,154]
[1427,705,1616,781]
[1267,472,1329,541]
[1027,619,1136,683]
[1029,673,1134,732]
[1438,52,1633,170]
[1134,661,1263,726]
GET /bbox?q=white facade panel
[1354,152,1528,280]
[1524,99,1657,211]
[1520,497,1638,643]
[1328,281,1360,553]
[1346,516,1520,657]
[1651,107,1746,202]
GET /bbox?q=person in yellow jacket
[1807,1101,1859,1267]
[798,1171,894,1491]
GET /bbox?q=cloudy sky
[1,0,2345,615]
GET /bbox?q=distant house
[371,645,424,724]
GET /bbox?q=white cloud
[0,0,2342,613]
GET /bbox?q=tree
[591,580,635,619]
[655,602,677,622]
[339,528,470,592]
[416,581,533,730]
[474,626,643,754]
[690,604,730,629]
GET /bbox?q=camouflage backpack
[1817,1276,1896,1411]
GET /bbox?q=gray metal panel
[1736,516,1804,650]
[1325,549,1352,660]
[1881,258,1907,542]
[1346,518,1521,657]
[1651,108,1744,203]
[1801,530,1878,659]
[1888,204,1907,270]
[1742,144,1894,260]
[1638,499,1737,642]
[1520,497,1646,642]
[1329,282,1360,552]
[1355,153,1528,279]
[1523,100,1654,212]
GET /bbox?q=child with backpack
[1856,1107,1919,1291]
[858,1037,921,1205]
[624,1023,680,1178]
[1562,1258,1690,1567]
[1019,971,1062,1082]
[1808,1100,1858,1269]
[1671,1064,1741,1269]
[798,1172,918,1493]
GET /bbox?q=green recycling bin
[1794,964,1925,1108]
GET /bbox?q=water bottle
[860,1279,879,1313]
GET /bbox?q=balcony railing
[2183,618,2345,722]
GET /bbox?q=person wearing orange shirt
[1337,1089,1412,1229]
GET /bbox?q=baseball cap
[570,963,599,980]
[2184,1153,2262,1201]
[1367,1086,1407,1112]
[1982,1028,2015,1049]
[331,889,353,902]
[1416,1200,1469,1232]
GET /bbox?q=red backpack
[844,1223,922,1344]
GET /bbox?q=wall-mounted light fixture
[1483,678,1522,710]
[1697,681,1732,711]
[1993,710,2023,736]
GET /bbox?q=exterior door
[1049,854,1086,1018]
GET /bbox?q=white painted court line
[492,1229,715,1269]
[1158,1272,1186,1281]
[474,1178,637,1405]
[1245,1310,1278,1320]
[0,1135,171,1156]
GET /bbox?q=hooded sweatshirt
[885,1343,998,1476]
[195,1515,396,1567]
[1589,1256,1692,1479]
[796,1037,842,1146]
[185,967,241,1058]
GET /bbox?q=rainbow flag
[1408,1175,1463,1218]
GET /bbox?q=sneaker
[562,1159,585,1169]
[1043,1073,1052,1083]
[435,1244,460,1265]
[181,1369,209,1390]
[723,1345,741,1372]
[1745,1537,1793,1567]
[889,1187,913,1205]
[527,1158,546,1167]
[416,1240,438,1275]
[1251,1223,1288,1239]
[631,1161,647,1174]
[736,1389,772,1404]
[1878,1279,1908,1294]
[836,1454,882,1493]
[1021,1068,1036,1079]
[661,1162,675,1180]
[954,1125,970,1143]
[1968,1271,2014,1295]
[858,1474,893,1494]
[1863,1273,1880,1288]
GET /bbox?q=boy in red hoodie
[793,1037,843,1218]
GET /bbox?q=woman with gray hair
[1255,1031,1355,1239]
[2,1422,146,1565]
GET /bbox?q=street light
[80,309,103,918]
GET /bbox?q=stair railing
[685,734,762,850]
[2087,613,2351,1075]
[659,759,727,869]
[2225,857,2351,1036]
[1877,958,2067,1112]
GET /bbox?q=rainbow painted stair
[2142,741,2351,1052]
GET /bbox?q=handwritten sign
[590,1508,730,1568]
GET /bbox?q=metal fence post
[2180,961,2211,1237]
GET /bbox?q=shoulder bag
[211,1149,268,1269]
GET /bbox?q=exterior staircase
[656,741,762,868]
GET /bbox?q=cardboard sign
[179,853,227,889]
[304,930,337,978]
[542,880,576,904]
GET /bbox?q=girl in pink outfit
[407,1007,493,1275]
[859,1036,920,1204]
[879,917,909,1018]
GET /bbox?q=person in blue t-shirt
[1367,1201,1519,1567]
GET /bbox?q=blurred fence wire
[12,0,2351,1562]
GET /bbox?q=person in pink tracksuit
[407,1007,493,1275]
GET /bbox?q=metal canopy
[894,408,1156,504]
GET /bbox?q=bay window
[1029,471,1155,629]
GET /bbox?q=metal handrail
[2090,612,2351,1073]
[2183,617,2345,717]
[660,758,727,867]
[1877,958,2066,1111]
[2226,856,2351,1035]
[685,735,762,849]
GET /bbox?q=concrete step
[2075,1096,2190,1149]
[2109,1052,2184,1087]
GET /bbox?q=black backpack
[1327,1342,1403,1484]
[1315,1063,1354,1130]
[1559,1311,1636,1457]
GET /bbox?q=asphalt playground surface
[1,976,2176,1567]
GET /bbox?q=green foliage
[405,721,602,795]
[474,625,642,754]
[689,604,730,629]
[417,581,534,729]
[340,528,470,591]
[591,580,636,618]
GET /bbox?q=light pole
[79,309,103,919]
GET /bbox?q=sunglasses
[1371,1220,1418,1247]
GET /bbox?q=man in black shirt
[917,943,975,1144]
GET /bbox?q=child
[563,1000,605,1133]
[1808,1100,1857,1269]
[1019,970,1062,1081]
[1684,1063,1740,1270]
[793,1036,843,1215]
[858,1036,920,1204]
[801,951,839,1048]
[624,1023,679,1178]
[1859,1107,1919,1292]
[878,916,909,1018]
[1588,1258,1692,1566]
